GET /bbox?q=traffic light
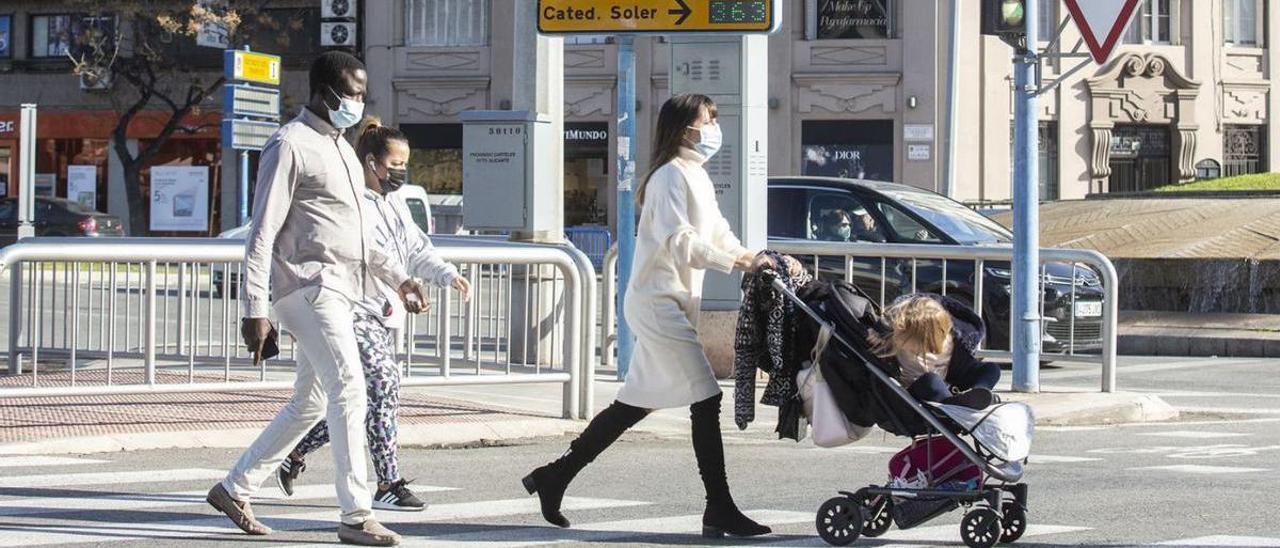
[982,0,1027,47]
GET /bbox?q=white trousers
[221,286,373,525]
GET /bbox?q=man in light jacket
[205,51,421,547]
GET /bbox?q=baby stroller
[771,278,1031,548]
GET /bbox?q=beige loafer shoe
[206,483,273,535]
[338,519,401,546]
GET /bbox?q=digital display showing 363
[709,0,769,24]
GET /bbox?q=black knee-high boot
[523,400,648,528]
[691,393,771,539]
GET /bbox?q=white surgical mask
[688,122,722,159]
[326,86,364,129]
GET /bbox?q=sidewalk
[1120,310,1280,358]
[0,369,1176,455]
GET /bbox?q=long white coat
[616,148,750,410]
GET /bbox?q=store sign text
[0,121,14,134]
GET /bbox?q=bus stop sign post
[537,0,780,379]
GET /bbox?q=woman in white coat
[523,94,770,540]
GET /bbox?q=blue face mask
[689,122,723,159]
[326,85,364,129]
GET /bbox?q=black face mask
[380,168,408,193]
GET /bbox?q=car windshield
[884,190,1013,244]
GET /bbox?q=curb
[0,417,586,456]
[1000,390,1179,426]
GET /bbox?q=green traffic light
[1001,0,1025,26]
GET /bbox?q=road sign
[224,49,281,86]
[223,84,281,121]
[1063,0,1141,64]
[537,0,780,34]
[196,0,229,48]
[222,119,279,151]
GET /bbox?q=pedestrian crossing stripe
[0,468,227,489]
[1138,431,1252,439]
[0,483,458,518]
[401,509,813,546]
[1133,465,1269,474]
[0,456,108,468]
[1154,536,1280,546]
[0,496,649,547]
[748,524,1093,547]
[1027,454,1103,464]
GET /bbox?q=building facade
[364,0,1278,234]
[0,0,319,235]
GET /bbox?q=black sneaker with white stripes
[275,456,305,497]
[374,479,426,512]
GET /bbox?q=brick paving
[0,388,538,444]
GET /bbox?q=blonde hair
[873,296,953,358]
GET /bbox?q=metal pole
[17,104,37,240]
[1012,0,1041,393]
[145,260,156,385]
[942,0,961,197]
[615,36,637,381]
[8,265,21,375]
[238,150,250,226]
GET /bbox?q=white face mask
[688,122,723,159]
[326,85,364,129]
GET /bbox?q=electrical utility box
[669,35,770,310]
[460,110,555,232]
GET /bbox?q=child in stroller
[874,295,1002,411]
[771,278,1032,548]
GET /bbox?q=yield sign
[1063,0,1142,64]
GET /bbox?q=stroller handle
[769,278,1022,483]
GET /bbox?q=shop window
[1123,0,1172,45]
[402,124,463,194]
[35,138,109,212]
[801,120,894,181]
[30,13,116,59]
[1224,124,1268,177]
[0,15,13,59]
[1224,0,1263,46]
[809,0,895,40]
[406,0,488,46]
[137,138,221,236]
[564,122,609,226]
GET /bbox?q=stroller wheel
[816,496,863,546]
[960,507,1003,548]
[999,503,1027,544]
[858,494,892,538]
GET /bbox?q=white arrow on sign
[1062,0,1142,64]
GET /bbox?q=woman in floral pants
[275,118,470,511]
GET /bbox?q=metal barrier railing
[601,240,1119,393]
[602,243,618,371]
[0,237,596,419]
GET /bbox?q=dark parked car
[767,177,1104,353]
[0,197,125,246]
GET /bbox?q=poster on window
[150,166,209,232]
[816,0,892,39]
[34,174,57,197]
[67,165,97,210]
[0,16,12,58]
[802,144,894,182]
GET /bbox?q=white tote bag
[798,326,871,448]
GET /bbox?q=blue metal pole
[616,36,637,381]
[1012,0,1041,392]
[238,150,249,226]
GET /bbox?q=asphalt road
[1,357,1278,547]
